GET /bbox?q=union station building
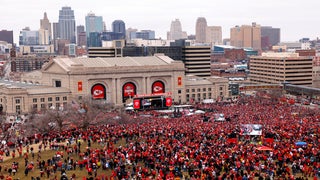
[1,54,229,115]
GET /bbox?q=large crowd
[0,92,319,180]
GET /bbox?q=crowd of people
[0,92,319,180]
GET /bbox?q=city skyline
[0,0,319,45]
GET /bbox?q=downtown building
[57,6,76,44]
[195,17,207,43]
[0,30,14,45]
[249,52,313,86]
[230,22,261,50]
[85,12,104,47]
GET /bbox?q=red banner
[92,84,105,99]
[78,81,82,92]
[133,99,140,109]
[152,81,164,94]
[166,97,172,107]
[178,77,182,86]
[123,83,135,97]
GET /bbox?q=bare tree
[68,97,133,129]
[23,108,58,137]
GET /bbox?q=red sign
[92,84,105,99]
[133,99,140,109]
[166,97,172,107]
[123,83,135,97]
[152,81,164,94]
[178,77,182,86]
[78,81,82,92]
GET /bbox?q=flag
[133,99,140,109]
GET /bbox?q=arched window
[91,84,106,99]
[152,81,165,94]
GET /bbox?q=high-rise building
[112,20,126,37]
[182,45,211,77]
[19,27,39,45]
[126,28,138,40]
[85,12,103,47]
[40,12,52,44]
[39,29,50,45]
[249,52,313,86]
[0,30,14,45]
[195,17,207,43]
[167,19,186,40]
[130,30,155,40]
[77,25,86,47]
[206,26,222,45]
[230,22,261,50]
[261,26,280,50]
[58,6,76,43]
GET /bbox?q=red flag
[166,97,172,107]
[133,99,140,109]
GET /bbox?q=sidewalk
[1,141,67,162]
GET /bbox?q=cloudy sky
[0,0,319,44]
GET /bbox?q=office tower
[230,22,261,50]
[88,32,102,47]
[130,30,155,40]
[38,29,50,45]
[104,20,126,41]
[261,26,280,50]
[52,22,59,41]
[126,28,138,40]
[167,19,184,40]
[195,17,207,43]
[249,52,313,86]
[0,30,14,45]
[40,12,52,44]
[182,45,211,77]
[206,26,222,45]
[85,12,103,47]
[19,27,39,45]
[77,25,86,47]
[112,20,126,35]
[58,6,76,43]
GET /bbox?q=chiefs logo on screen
[93,89,103,96]
[153,86,163,93]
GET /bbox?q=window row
[186,88,212,93]
[32,96,68,103]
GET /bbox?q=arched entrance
[122,82,136,103]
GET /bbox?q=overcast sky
[0,0,319,44]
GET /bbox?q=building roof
[0,79,71,94]
[53,54,176,72]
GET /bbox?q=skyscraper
[167,19,184,40]
[19,27,39,45]
[230,22,261,50]
[0,30,14,45]
[206,26,222,45]
[40,12,52,44]
[85,12,103,43]
[195,17,207,43]
[77,25,86,47]
[112,20,126,40]
[58,6,76,43]
[261,26,280,50]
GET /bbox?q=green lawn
[0,139,121,180]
